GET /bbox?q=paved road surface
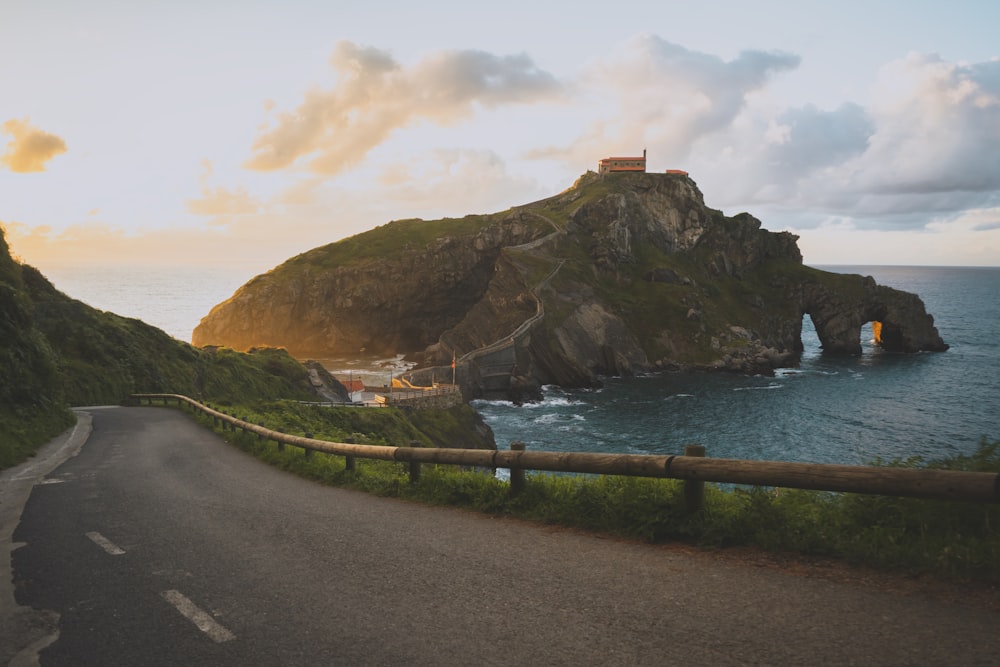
[3,407,999,665]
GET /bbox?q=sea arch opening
[860,320,882,355]
[799,312,896,358]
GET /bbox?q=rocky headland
[193,171,948,400]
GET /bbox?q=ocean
[41,262,265,344]
[40,263,1000,465]
[475,266,1000,466]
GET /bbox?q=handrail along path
[132,393,1000,505]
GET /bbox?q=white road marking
[161,590,236,643]
[85,531,126,556]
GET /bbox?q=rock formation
[194,172,948,400]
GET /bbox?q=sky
[2,0,1000,276]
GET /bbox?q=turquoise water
[474,266,1000,465]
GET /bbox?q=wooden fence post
[408,440,421,483]
[344,438,356,472]
[510,441,526,495]
[684,444,706,514]
[304,433,314,459]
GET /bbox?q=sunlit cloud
[529,35,800,166]
[3,218,269,268]
[371,148,545,215]
[5,145,547,272]
[1,117,67,173]
[186,186,261,216]
[7,30,1000,270]
[245,41,563,175]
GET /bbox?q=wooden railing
[131,394,1000,508]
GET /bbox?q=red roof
[341,378,366,392]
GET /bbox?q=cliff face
[194,172,948,399]
[194,213,550,357]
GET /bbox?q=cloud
[371,148,547,216]
[792,211,1000,266]
[5,144,547,273]
[518,37,1000,238]
[186,186,260,216]
[851,54,1000,197]
[245,41,563,175]
[529,35,800,166]
[777,54,1000,228]
[930,207,1000,234]
[610,49,1000,237]
[3,218,279,268]
[1,117,67,173]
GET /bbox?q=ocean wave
[534,413,585,425]
[774,368,840,378]
[470,399,519,409]
[733,383,783,391]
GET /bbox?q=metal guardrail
[131,393,1000,507]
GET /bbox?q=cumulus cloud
[521,36,1000,237]
[620,49,1000,236]
[530,35,800,166]
[245,41,563,175]
[849,54,1000,198]
[753,54,1000,229]
[1,117,67,173]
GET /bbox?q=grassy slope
[0,225,324,468]
[0,232,75,467]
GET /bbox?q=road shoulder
[0,410,96,666]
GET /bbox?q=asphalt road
[3,407,999,665]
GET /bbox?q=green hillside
[0,226,318,468]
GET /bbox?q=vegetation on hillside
[0,231,75,467]
[0,226,321,469]
[202,399,495,450]
[274,212,536,276]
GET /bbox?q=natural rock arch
[798,276,948,355]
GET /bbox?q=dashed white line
[161,590,236,643]
[85,531,126,556]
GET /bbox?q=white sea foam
[534,413,585,425]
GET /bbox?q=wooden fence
[131,393,1000,509]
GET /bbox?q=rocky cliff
[194,172,948,399]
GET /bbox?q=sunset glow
[2,1,998,272]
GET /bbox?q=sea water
[40,262,263,343]
[473,266,1000,465]
[40,263,1000,465]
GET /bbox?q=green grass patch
[276,211,550,276]
[180,399,1000,584]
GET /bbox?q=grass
[179,400,1000,583]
